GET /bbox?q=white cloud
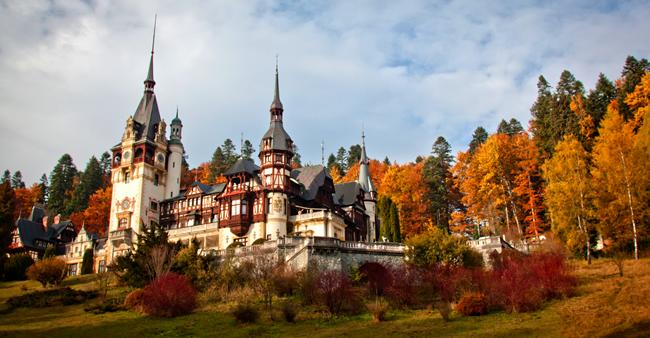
[0,0,649,183]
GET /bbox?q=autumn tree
[13,184,42,221]
[0,182,16,256]
[542,135,594,263]
[70,186,112,237]
[592,102,644,259]
[617,56,650,120]
[48,154,77,216]
[380,162,428,237]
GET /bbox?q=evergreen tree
[586,73,617,129]
[335,147,348,174]
[43,245,56,259]
[347,144,362,169]
[618,56,650,120]
[48,154,77,216]
[98,151,112,186]
[66,156,103,214]
[292,144,302,167]
[1,170,10,184]
[390,202,401,242]
[468,126,488,154]
[208,147,226,182]
[241,140,255,159]
[81,248,94,274]
[37,174,48,204]
[11,171,25,189]
[378,197,393,241]
[327,153,337,169]
[383,156,391,165]
[423,137,455,232]
[222,139,238,166]
[0,182,16,258]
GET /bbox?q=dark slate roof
[225,158,260,176]
[260,121,293,152]
[132,93,161,141]
[29,206,46,223]
[163,182,226,202]
[291,165,330,201]
[190,181,213,193]
[15,219,51,248]
[334,182,362,206]
[46,221,72,239]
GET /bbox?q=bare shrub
[280,301,297,323]
[366,299,389,322]
[316,270,354,316]
[231,302,259,323]
[145,245,174,281]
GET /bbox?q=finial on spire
[270,55,284,116]
[175,106,178,119]
[144,15,157,92]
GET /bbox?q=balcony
[109,228,133,247]
[168,222,219,239]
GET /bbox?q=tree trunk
[619,150,639,260]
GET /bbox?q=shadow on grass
[604,321,650,338]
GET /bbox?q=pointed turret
[170,106,183,143]
[270,59,284,121]
[358,130,376,195]
[131,16,161,141]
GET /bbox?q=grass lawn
[1,258,649,338]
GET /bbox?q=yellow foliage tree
[542,134,594,262]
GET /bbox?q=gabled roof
[46,221,73,239]
[15,219,51,249]
[334,181,363,206]
[225,158,260,176]
[291,165,330,201]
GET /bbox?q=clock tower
[107,21,183,259]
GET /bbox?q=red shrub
[141,272,197,317]
[456,292,488,316]
[316,270,354,315]
[384,265,422,308]
[359,262,392,296]
[530,252,576,299]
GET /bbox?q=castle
[11,28,397,274]
[103,30,380,264]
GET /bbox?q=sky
[1,0,649,184]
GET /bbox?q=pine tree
[618,56,650,120]
[48,154,77,216]
[98,151,112,186]
[208,147,226,182]
[38,174,48,204]
[423,136,454,232]
[378,197,393,241]
[468,126,488,154]
[66,156,103,214]
[292,144,302,167]
[11,171,25,189]
[335,147,348,174]
[1,170,10,184]
[586,73,617,129]
[347,144,362,169]
[241,140,255,159]
[383,157,391,165]
[0,181,16,256]
[222,139,238,166]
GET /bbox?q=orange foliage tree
[380,162,428,237]
[13,184,42,221]
[69,186,112,237]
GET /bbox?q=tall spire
[358,127,374,193]
[270,55,283,120]
[144,14,157,93]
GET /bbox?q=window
[154,174,159,186]
[150,201,158,211]
[119,218,128,229]
[124,171,130,183]
[173,161,175,168]
[231,199,241,216]
[68,263,78,276]
[241,200,247,214]
[98,260,106,273]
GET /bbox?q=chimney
[54,214,61,225]
[42,216,48,231]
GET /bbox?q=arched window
[119,218,128,229]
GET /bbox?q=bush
[3,254,34,281]
[43,246,56,259]
[384,265,422,308]
[359,262,392,296]
[280,301,297,323]
[231,302,259,323]
[124,289,146,313]
[140,273,196,317]
[316,270,355,316]
[405,228,483,268]
[366,299,389,322]
[273,266,298,297]
[26,258,66,287]
[85,298,125,314]
[6,287,96,310]
[297,264,320,305]
[456,292,488,316]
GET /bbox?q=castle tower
[107,18,172,258]
[165,108,184,199]
[358,130,378,242]
[259,63,294,240]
